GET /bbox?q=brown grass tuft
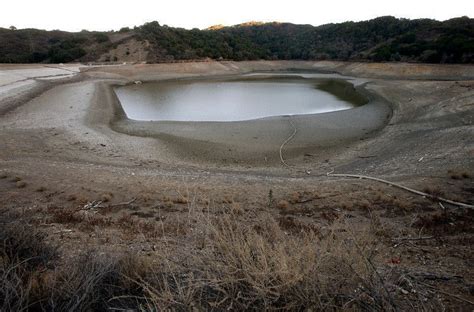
[276,199,290,212]
[49,207,83,224]
[100,193,113,202]
[423,186,444,197]
[173,196,188,204]
[221,196,234,204]
[15,181,27,188]
[66,194,77,201]
[448,169,471,180]
[10,176,22,182]
[230,202,244,215]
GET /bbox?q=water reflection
[115,77,365,122]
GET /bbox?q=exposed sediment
[109,75,391,164]
[1,61,473,176]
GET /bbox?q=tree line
[1,16,472,63]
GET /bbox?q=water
[115,77,366,122]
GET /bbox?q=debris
[83,200,104,210]
[54,229,73,234]
[110,198,137,207]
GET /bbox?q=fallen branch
[392,236,435,242]
[414,273,463,282]
[419,281,474,306]
[82,200,104,210]
[392,236,435,247]
[53,229,73,234]
[279,116,297,168]
[326,171,474,209]
[295,198,313,204]
[109,198,137,207]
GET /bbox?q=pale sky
[1,0,472,31]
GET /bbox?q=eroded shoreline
[1,60,473,174]
[109,73,392,163]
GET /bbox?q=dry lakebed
[0,60,473,310]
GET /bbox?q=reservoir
[114,76,367,122]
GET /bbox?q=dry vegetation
[0,168,473,311]
[2,191,473,311]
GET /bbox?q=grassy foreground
[1,203,462,312]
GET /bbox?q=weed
[423,186,444,197]
[50,208,83,224]
[66,194,77,201]
[100,193,113,202]
[267,189,274,207]
[10,176,22,182]
[173,196,188,204]
[15,181,26,188]
[276,199,290,212]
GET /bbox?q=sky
[1,0,473,31]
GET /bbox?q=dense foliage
[0,29,110,63]
[1,16,473,63]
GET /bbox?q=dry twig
[326,171,474,209]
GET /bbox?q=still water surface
[115,78,364,122]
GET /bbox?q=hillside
[1,16,473,64]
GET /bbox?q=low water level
[115,77,366,122]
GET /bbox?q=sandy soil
[0,61,473,307]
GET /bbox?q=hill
[1,16,473,63]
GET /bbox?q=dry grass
[0,201,455,311]
[66,194,77,201]
[412,208,474,235]
[100,193,113,203]
[276,199,290,212]
[15,181,26,188]
[35,186,47,192]
[0,210,57,311]
[128,212,440,311]
[422,186,445,198]
[448,169,471,180]
[173,196,189,204]
[9,176,22,182]
[48,206,83,224]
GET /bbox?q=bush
[93,33,109,43]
